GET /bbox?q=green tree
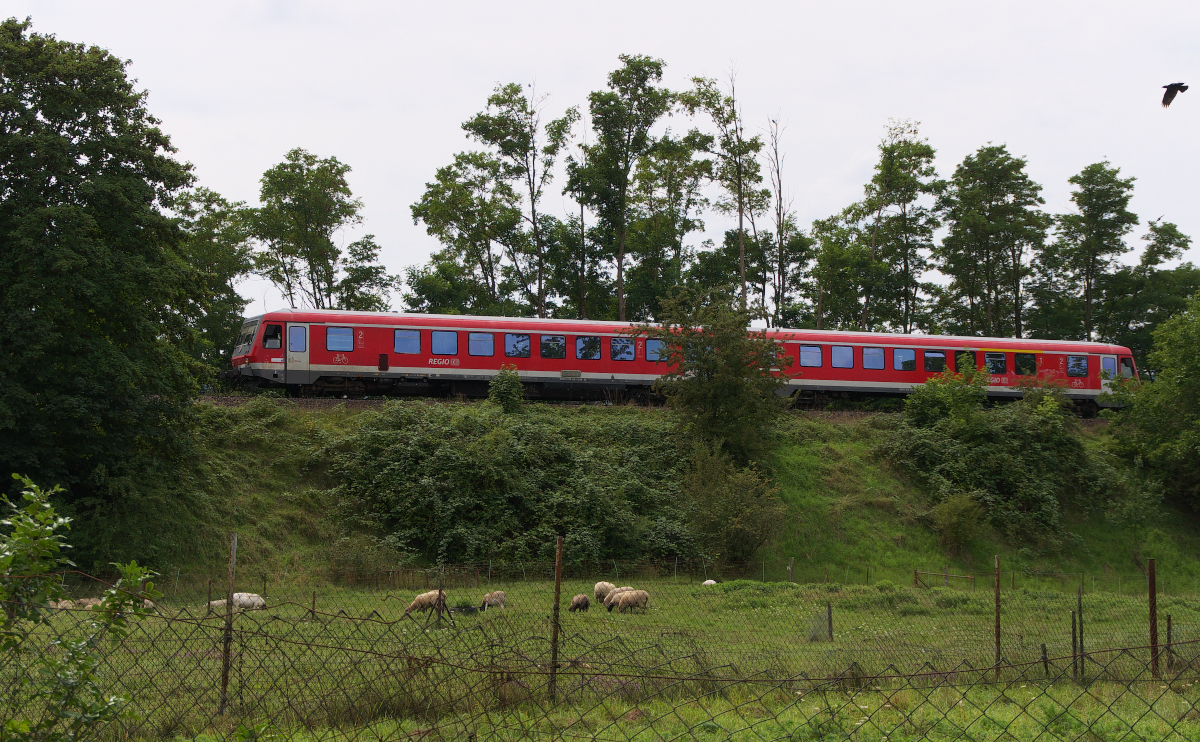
[1029,162,1138,340]
[333,236,397,312]
[0,18,200,498]
[636,288,794,464]
[681,75,769,308]
[571,55,673,321]
[682,442,784,562]
[1096,219,1199,371]
[462,84,578,317]
[253,148,393,310]
[174,188,253,372]
[933,144,1048,338]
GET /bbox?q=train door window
[504,334,531,358]
[985,353,1007,374]
[894,348,916,371]
[1120,357,1135,378]
[468,332,494,356]
[327,327,354,352]
[540,335,566,359]
[831,345,853,369]
[924,350,946,372]
[576,336,601,360]
[954,351,978,373]
[646,338,665,362]
[863,347,885,370]
[263,324,283,349]
[1101,356,1117,379]
[1014,353,1037,376]
[431,331,458,355]
[610,337,635,361]
[288,326,306,353]
[394,330,420,354]
[799,345,823,367]
[1067,355,1089,377]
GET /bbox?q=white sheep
[594,581,616,602]
[602,586,634,609]
[568,594,590,612]
[701,579,717,586]
[206,593,266,612]
[612,589,650,614]
[479,590,506,611]
[405,589,446,615]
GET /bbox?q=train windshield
[232,318,261,357]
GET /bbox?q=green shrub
[488,364,524,414]
[929,492,985,554]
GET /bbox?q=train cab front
[223,315,286,388]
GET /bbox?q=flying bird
[1162,82,1188,108]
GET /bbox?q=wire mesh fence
[6,554,1200,740]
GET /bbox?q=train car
[224,309,1139,408]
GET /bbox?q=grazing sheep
[479,590,506,611]
[568,594,590,612]
[405,590,446,615]
[594,581,616,602]
[602,586,635,610]
[701,579,717,586]
[611,590,650,614]
[205,593,266,612]
[50,599,76,610]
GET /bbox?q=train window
[985,353,1007,374]
[1120,357,1135,379]
[799,345,823,367]
[611,337,635,361]
[894,348,916,371]
[646,338,665,362]
[1067,355,1089,377]
[431,331,458,355]
[863,347,885,370]
[1101,356,1117,379]
[576,336,601,360]
[288,326,306,353]
[954,351,978,373]
[924,350,946,372]
[505,334,531,358]
[831,345,853,369]
[540,335,566,359]
[234,320,260,354]
[327,327,354,352]
[1015,353,1037,376]
[394,330,420,354]
[468,332,494,357]
[263,324,283,349]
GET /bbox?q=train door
[286,323,311,385]
[1100,355,1117,391]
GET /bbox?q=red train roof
[248,309,1133,356]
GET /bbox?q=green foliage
[884,381,1116,544]
[0,18,200,502]
[637,288,793,464]
[928,491,985,554]
[1,475,72,641]
[903,366,989,427]
[326,403,692,563]
[682,442,785,562]
[487,365,524,413]
[1107,294,1200,505]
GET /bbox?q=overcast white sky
[14,1,1200,315]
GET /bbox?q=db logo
[428,358,461,367]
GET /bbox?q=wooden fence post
[550,536,564,702]
[826,601,833,642]
[994,555,1001,680]
[1077,585,1084,678]
[1150,558,1159,678]
[1071,611,1078,680]
[219,533,237,714]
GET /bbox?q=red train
[225,309,1138,407]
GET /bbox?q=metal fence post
[826,601,833,642]
[550,536,564,702]
[1071,611,1078,680]
[220,533,237,714]
[1077,585,1084,678]
[1150,558,1159,678]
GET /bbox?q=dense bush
[325,402,692,563]
[881,370,1120,544]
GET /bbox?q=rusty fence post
[311,591,316,621]
[1150,558,1159,678]
[1071,611,1078,680]
[219,533,238,714]
[826,601,833,642]
[994,555,1001,680]
[550,536,564,702]
[1077,585,1084,678]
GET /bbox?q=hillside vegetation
[124,397,1200,591]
